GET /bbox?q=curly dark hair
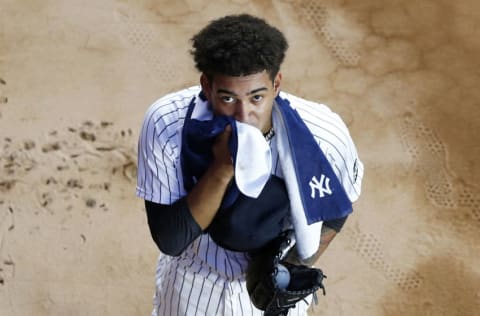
[190,14,289,82]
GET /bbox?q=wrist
[209,162,234,183]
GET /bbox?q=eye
[252,95,264,102]
[221,96,236,104]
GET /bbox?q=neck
[263,125,275,141]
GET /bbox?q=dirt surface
[1,0,479,315]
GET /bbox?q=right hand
[186,124,234,229]
[211,124,234,177]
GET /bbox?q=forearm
[145,163,233,256]
[284,226,337,266]
[186,161,234,230]
[285,214,349,266]
[302,226,337,265]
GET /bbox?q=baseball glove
[246,230,326,316]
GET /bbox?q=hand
[211,124,234,178]
[186,124,234,230]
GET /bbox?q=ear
[273,72,282,96]
[200,74,212,100]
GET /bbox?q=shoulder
[278,91,350,142]
[139,86,201,158]
[143,86,201,128]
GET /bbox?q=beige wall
[1,0,479,315]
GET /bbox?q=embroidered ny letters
[309,175,332,199]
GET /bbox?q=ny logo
[309,175,332,199]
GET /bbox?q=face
[201,70,282,133]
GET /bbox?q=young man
[136,14,363,315]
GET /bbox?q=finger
[223,124,232,134]
[217,124,232,143]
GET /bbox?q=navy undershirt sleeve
[145,197,202,256]
[323,215,348,232]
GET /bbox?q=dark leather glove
[246,230,326,316]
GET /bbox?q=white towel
[272,105,323,260]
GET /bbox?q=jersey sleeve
[321,111,364,203]
[136,100,186,205]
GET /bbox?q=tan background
[1,0,479,315]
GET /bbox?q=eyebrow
[217,87,268,96]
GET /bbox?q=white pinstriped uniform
[136,86,364,315]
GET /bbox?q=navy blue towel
[275,95,352,223]
[181,97,241,209]
[181,93,353,223]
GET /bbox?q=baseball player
[136,14,363,315]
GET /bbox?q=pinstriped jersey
[136,86,364,315]
[136,86,363,205]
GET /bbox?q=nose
[233,100,251,122]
